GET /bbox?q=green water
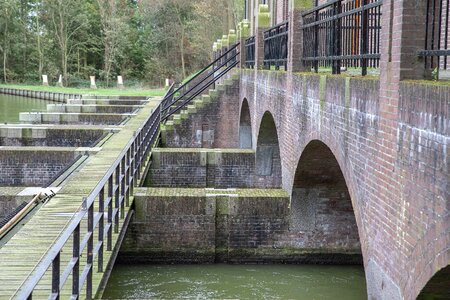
[102,264,367,299]
[0,94,50,123]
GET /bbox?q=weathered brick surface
[120,188,362,264]
[239,69,449,299]
[0,129,105,147]
[145,149,256,188]
[0,149,80,186]
[163,79,240,148]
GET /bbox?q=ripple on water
[102,264,367,300]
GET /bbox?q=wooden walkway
[0,97,161,299]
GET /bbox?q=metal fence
[302,0,382,75]
[418,0,450,72]
[245,36,256,68]
[16,96,162,299]
[263,21,289,70]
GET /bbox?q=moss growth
[293,0,314,9]
[258,4,270,28]
[319,75,327,110]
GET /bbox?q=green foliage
[0,0,244,87]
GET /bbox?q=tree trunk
[180,26,186,79]
[3,51,7,83]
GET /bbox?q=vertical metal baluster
[52,252,60,300]
[445,0,449,69]
[361,0,369,75]
[86,204,93,300]
[114,166,120,233]
[107,176,113,251]
[72,224,80,298]
[120,157,125,219]
[314,0,319,72]
[126,150,130,207]
[98,187,104,272]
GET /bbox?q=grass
[0,84,166,97]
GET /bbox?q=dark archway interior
[417,265,450,299]
[291,140,361,254]
[239,99,252,149]
[255,111,282,188]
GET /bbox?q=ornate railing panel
[263,22,289,70]
[418,0,450,74]
[245,36,255,68]
[302,0,382,75]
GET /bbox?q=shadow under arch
[239,98,252,149]
[417,265,450,299]
[291,139,362,264]
[255,111,282,188]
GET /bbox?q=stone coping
[135,187,289,198]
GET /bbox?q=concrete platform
[19,112,134,125]
[0,125,114,147]
[47,104,143,114]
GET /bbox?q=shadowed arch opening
[255,111,282,187]
[417,265,450,299]
[291,140,362,263]
[239,99,252,149]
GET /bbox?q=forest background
[0,0,244,88]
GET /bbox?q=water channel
[103,264,366,299]
[0,93,50,123]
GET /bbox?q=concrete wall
[0,149,81,186]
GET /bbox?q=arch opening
[255,111,282,188]
[291,140,362,263]
[239,99,252,149]
[417,265,450,299]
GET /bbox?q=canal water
[103,264,366,299]
[0,93,49,123]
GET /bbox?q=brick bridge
[0,0,448,299]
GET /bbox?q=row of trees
[0,0,243,87]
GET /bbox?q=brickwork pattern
[240,69,449,299]
[0,150,80,186]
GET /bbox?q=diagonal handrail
[161,42,240,112]
[162,43,240,121]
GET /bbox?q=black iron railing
[263,22,289,70]
[302,0,382,75]
[16,93,163,299]
[245,36,256,68]
[161,42,240,121]
[418,0,450,73]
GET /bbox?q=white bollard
[90,76,97,89]
[117,75,124,89]
[42,75,49,86]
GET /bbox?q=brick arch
[239,98,252,149]
[417,264,450,300]
[290,139,363,264]
[255,111,282,188]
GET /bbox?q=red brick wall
[239,69,449,299]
